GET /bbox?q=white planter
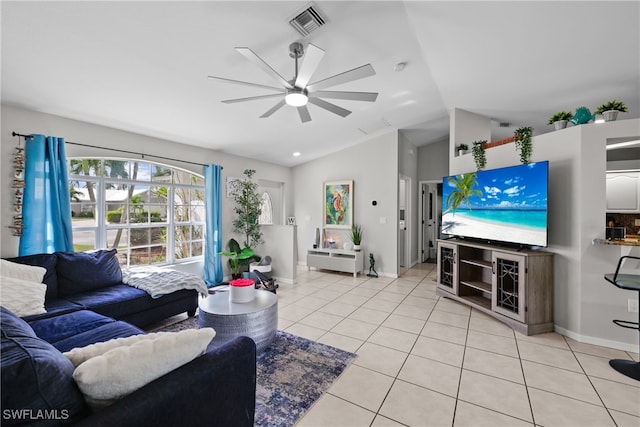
[229,279,255,303]
[603,110,619,122]
[353,244,362,251]
[553,120,568,130]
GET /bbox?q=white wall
[449,108,491,164]
[398,133,419,266]
[1,105,293,281]
[293,131,399,277]
[449,118,640,351]
[418,138,449,182]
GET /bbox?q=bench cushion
[64,285,195,320]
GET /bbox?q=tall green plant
[514,127,533,164]
[230,169,263,249]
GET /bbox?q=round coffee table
[198,288,278,352]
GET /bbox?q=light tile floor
[274,263,640,427]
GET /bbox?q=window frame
[68,158,205,267]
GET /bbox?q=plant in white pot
[349,224,363,251]
[547,111,573,130]
[595,99,628,122]
[456,144,469,156]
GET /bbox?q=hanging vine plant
[471,140,487,170]
[514,127,533,164]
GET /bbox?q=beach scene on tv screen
[442,162,548,246]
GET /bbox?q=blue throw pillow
[5,253,58,299]
[1,307,87,422]
[56,249,123,297]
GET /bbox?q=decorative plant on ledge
[456,144,468,155]
[595,99,628,122]
[471,140,487,170]
[514,127,533,164]
[595,99,628,114]
[547,111,573,125]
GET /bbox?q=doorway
[398,175,412,274]
[419,180,442,263]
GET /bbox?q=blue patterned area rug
[157,316,357,427]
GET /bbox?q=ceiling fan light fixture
[285,89,308,107]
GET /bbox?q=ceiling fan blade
[260,99,287,118]
[295,43,325,89]
[297,106,312,123]
[308,97,352,118]
[222,93,284,104]
[208,76,285,92]
[310,91,378,102]
[306,64,376,92]
[236,47,293,89]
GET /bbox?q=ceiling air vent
[289,3,327,37]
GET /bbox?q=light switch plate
[635,219,640,226]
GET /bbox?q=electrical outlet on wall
[629,299,639,313]
[635,219,640,226]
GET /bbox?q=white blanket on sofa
[122,266,208,299]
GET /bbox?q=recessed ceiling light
[293,152,301,157]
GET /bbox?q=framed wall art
[323,180,353,229]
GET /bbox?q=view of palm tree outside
[68,158,205,267]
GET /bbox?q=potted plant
[514,127,533,164]
[547,111,573,130]
[219,238,255,279]
[456,144,469,156]
[595,99,628,122]
[349,224,363,251]
[471,140,487,170]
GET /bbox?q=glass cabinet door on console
[491,252,526,322]
[437,241,458,295]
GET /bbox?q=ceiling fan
[208,42,378,123]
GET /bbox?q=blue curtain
[19,134,73,255]
[203,164,223,286]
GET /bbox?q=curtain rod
[11,131,217,169]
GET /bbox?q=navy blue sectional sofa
[1,250,256,426]
[7,250,198,330]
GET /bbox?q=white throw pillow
[0,276,47,317]
[0,259,46,283]
[71,328,216,410]
[64,331,173,367]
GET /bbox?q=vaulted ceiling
[2,1,639,167]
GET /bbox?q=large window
[68,158,205,267]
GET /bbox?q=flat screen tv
[441,161,548,248]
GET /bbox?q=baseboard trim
[554,325,639,353]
